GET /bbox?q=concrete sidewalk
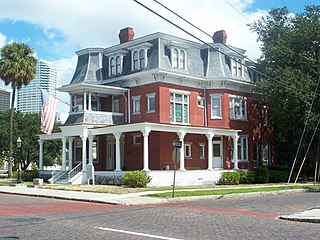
[0,184,319,223]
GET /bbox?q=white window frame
[74,139,82,163]
[169,90,190,124]
[110,57,116,76]
[197,96,204,108]
[184,143,192,159]
[232,58,243,77]
[112,96,120,113]
[210,94,222,119]
[199,143,205,159]
[231,136,248,162]
[132,96,141,115]
[165,42,188,70]
[262,142,271,166]
[146,93,156,113]
[229,95,247,120]
[128,43,152,71]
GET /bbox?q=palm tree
[0,42,37,178]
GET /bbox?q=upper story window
[170,90,189,124]
[105,49,128,77]
[210,94,222,119]
[132,96,141,115]
[133,51,139,70]
[165,41,188,70]
[116,56,121,74]
[110,57,116,75]
[232,58,243,77]
[128,43,152,72]
[263,107,268,127]
[230,95,247,120]
[146,93,156,113]
[112,96,120,113]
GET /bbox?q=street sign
[172,140,182,148]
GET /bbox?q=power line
[224,0,252,23]
[135,0,320,97]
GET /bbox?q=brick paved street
[0,192,319,239]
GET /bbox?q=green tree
[249,6,320,166]
[0,110,61,170]
[0,42,37,178]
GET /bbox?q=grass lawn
[145,185,320,198]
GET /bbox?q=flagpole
[37,87,75,110]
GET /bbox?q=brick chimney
[213,30,227,44]
[118,27,135,44]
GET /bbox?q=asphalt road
[0,191,319,240]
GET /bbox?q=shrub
[252,166,269,183]
[21,169,39,181]
[239,170,255,184]
[218,172,241,185]
[122,171,152,187]
[268,170,290,183]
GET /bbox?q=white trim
[169,88,190,95]
[132,95,141,115]
[184,142,192,159]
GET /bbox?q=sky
[0,0,318,112]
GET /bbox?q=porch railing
[50,169,66,184]
[68,163,82,180]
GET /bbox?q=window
[112,96,120,113]
[262,142,270,166]
[197,96,204,108]
[133,134,142,145]
[173,49,179,68]
[139,49,145,69]
[211,94,222,118]
[116,56,121,74]
[133,51,139,70]
[230,96,247,120]
[180,50,185,69]
[75,139,82,162]
[263,107,268,127]
[110,57,116,76]
[132,96,140,114]
[170,91,189,124]
[128,43,152,71]
[232,58,243,77]
[231,136,248,161]
[147,93,155,112]
[92,138,98,162]
[199,143,205,159]
[184,143,192,158]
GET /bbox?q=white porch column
[80,134,88,171]
[83,91,87,111]
[88,91,92,111]
[142,128,151,171]
[70,95,73,112]
[206,133,214,170]
[232,135,239,170]
[62,136,67,171]
[114,132,122,171]
[177,131,186,171]
[88,135,94,165]
[68,137,74,170]
[38,139,44,170]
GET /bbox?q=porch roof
[57,82,129,95]
[89,122,240,137]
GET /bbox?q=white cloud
[0,32,7,48]
[0,0,267,59]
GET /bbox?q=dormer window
[128,42,152,72]
[165,41,188,70]
[105,49,128,77]
[232,58,243,77]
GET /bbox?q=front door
[212,140,223,168]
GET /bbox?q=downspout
[122,92,127,123]
[204,85,207,127]
[127,89,131,123]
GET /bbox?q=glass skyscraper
[17,59,57,113]
[0,86,10,112]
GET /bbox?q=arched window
[179,50,185,69]
[116,56,121,74]
[110,57,116,75]
[139,49,145,69]
[133,51,139,70]
[173,49,179,68]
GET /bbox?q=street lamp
[16,137,22,184]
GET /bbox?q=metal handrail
[51,169,65,183]
[68,163,82,180]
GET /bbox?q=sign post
[171,140,182,198]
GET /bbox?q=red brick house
[39,27,275,186]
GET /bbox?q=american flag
[41,89,58,134]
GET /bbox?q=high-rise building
[17,59,57,113]
[0,86,10,112]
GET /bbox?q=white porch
[38,122,241,185]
